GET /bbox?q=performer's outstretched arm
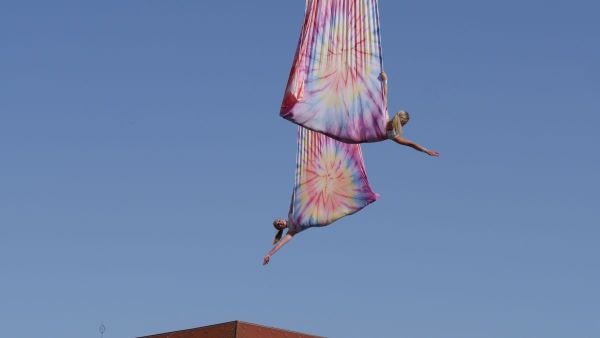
[263,232,296,266]
[391,135,439,157]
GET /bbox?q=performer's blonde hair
[391,110,410,134]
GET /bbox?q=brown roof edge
[236,321,325,338]
[137,320,238,338]
[137,320,325,338]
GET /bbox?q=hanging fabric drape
[281,0,388,144]
[287,126,378,233]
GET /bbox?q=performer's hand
[379,72,388,82]
[262,255,271,266]
[426,149,440,157]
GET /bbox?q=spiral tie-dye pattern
[287,127,378,233]
[281,0,389,144]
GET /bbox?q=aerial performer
[263,0,438,265]
[263,127,379,265]
[379,72,440,157]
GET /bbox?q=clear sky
[1,1,599,337]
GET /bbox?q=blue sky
[1,1,598,337]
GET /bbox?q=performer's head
[391,110,410,131]
[272,219,287,244]
[273,219,288,230]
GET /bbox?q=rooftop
[138,320,324,338]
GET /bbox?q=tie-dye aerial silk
[287,127,378,233]
[281,0,388,144]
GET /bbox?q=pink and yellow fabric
[287,127,378,233]
[281,0,389,144]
